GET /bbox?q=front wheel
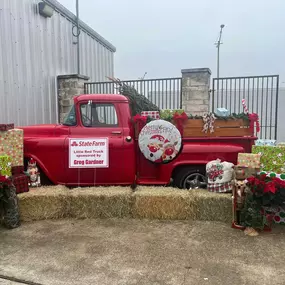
[173,167,207,190]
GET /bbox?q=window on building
[80,103,118,127]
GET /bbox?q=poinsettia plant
[246,174,285,206]
[240,174,285,229]
[0,175,13,203]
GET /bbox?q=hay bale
[18,186,70,222]
[191,189,232,223]
[17,185,233,223]
[132,187,196,220]
[68,187,133,219]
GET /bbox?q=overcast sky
[58,0,285,84]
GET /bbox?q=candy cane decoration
[242,99,249,114]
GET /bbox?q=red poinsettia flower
[273,178,285,189]
[247,176,256,185]
[0,175,8,183]
[264,181,276,194]
[260,174,267,181]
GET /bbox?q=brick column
[181,68,211,116]
[57,74,89,123]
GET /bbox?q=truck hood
[19,124,64,137]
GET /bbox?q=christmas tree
[107,77,160,116]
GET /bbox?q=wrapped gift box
[0,155,12,177]
[215,108,230,117]
[160,109,184,120]
[234,166,258,179]
[12,174,29,194]
[0,124,14,132]
[12,166,25,176]
[141,111,160,119]
[252,145,285,173]
[255,139,276,146]
[0,129,24,166]
[237,153,261,169]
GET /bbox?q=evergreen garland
[146,112,250,123]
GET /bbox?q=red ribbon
[173,112,188,135]
[133,114,147,134]
[249,113,260,133]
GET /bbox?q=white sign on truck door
[69,138,109,168]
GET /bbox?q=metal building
[0,0,116,126]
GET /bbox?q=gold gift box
[0,129,24,166]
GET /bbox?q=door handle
[111,131,122,135]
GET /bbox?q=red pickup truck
[21,94,256,189]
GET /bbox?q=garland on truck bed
[107,77,160,116]
[146,112,250,123]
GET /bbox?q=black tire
[173,166,207,189]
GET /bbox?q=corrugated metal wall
[0,0,115,126]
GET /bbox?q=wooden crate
[181,119,252,137]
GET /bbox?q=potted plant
[240,174,285,233]
[0,175,20,229]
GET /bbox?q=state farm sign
[69,138,109,168]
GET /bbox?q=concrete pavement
[0,219,285,285]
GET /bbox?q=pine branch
[107,77,160,116]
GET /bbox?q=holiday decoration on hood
[138,120,182,163]
[24,158,41,187]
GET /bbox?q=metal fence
[212,75,279,139]
[84,78,182,110]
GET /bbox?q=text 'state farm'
[69,138,109,168]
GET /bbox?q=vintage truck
[21,94,256,189]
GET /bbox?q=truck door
[65,101,129,186]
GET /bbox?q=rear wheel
[173,167,207,190]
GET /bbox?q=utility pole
[72,0,81,74]
[215,24,225,79]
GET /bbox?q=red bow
[133,114,147,124]
[173,112,188,135]
[133,114,147,135]
[249,113,260,133]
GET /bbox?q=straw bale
[16,185,233,223]
[68,186,133,219]
[191,189,232,223]
[18,185,70,222]
[132,187,196,220]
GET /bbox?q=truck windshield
[62,105,77,126]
